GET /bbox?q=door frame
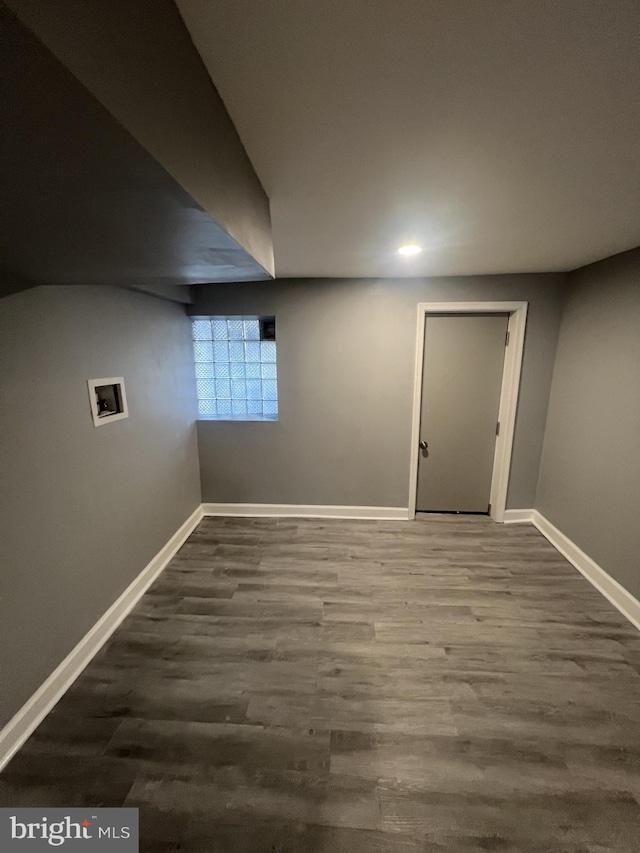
[408,301,528,523]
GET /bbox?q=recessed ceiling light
[398,243,423,257]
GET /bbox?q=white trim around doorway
[408,301,528,523]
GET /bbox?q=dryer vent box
[88,377,128,427]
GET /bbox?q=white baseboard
[530,510,640,632]
[0,504,203,773]
[492,508,639,632]
[503,508,534,523]
[202,503,410,521]
[4,500,637,774]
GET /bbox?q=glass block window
[191,317,278,420]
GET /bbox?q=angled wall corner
[535,246,640,602]
[2,0,274,284]
[0,267,38,301]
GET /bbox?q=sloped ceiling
[177,0,640,277]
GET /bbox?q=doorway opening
[408,302,527,523]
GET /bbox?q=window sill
[197,414,278,422]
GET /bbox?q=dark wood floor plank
[2,515,640,852]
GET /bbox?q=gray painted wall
[0,286,201,726]
[192,274,564,509]
[536,247,640,600]
[0,267,37,300]
[126,284,193,305]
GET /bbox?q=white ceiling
[177,0,640,278]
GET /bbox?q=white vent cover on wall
[87,377,128,427]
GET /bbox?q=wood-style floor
[2,515,640,852]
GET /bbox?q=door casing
[408,302,528,523]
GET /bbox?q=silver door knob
[419,440,428,450]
